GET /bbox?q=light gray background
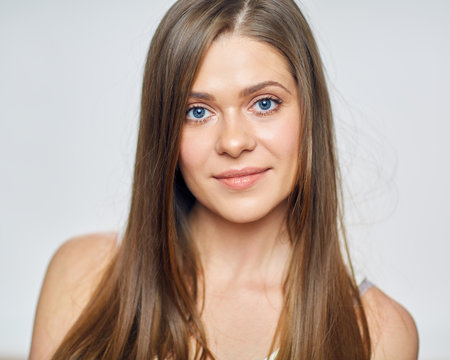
[1,0,449,358]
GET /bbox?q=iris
[193,108,206,118]
[258,99,271,110]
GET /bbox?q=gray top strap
[358,278,374,296]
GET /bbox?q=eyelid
[251,94,282,104]
[187,101,213,110]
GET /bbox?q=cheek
[261,111,301,194]
[279,121,300,158]
[178,129,212,181]
[260,113,300,162]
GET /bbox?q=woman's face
[179,35,301,224]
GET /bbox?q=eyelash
[251,95,282,116]
[185,95,283,124]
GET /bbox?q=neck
[188,200,292,288]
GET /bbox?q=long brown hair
[52,0,371,358]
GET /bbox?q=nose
[215,111,256,158]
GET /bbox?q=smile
[213,167,270,190]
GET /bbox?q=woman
[30,0,418,359]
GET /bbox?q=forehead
[191,35,294,92]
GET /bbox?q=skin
[29,35,419,360]
[179,34,300,226]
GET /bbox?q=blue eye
[186,106,211,121]
[254,98,279,113]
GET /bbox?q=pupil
[194,108,205,118]
[260,100,271,110]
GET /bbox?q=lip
[213,167,270,190]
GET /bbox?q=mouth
[213,167,270,190]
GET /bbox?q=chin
[210,198,288,225]
[219,210,269,224]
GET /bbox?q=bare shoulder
[29,232,119,360]
[361,286,419,360]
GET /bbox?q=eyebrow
[189,80,292,101]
